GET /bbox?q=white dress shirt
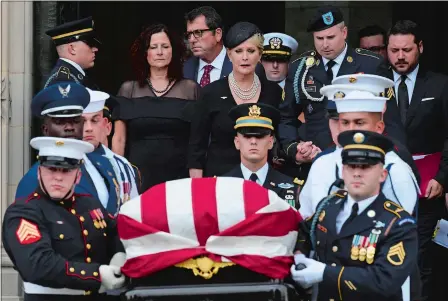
[83,154,109,208]
[278,79,286,89]
[60,58,85,76]
[335,194,378,234]
[197,46,227,84]
[240,162,269,186]
[393,64,419,103]
[322,43,348,78]
[299,148,419,219]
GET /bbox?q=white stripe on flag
[122,232,200,260]
[216,177,246,232]
[206,231,298,258]
[166,179,198,242]
[258,193,292,214]
[119,195,142,223]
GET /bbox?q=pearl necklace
[228,72,260,100]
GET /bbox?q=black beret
[307,6,344,32]
[225,22,263,49]
[46,16,101,47]
[338,130,394,165]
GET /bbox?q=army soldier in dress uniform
[279,5,389,159]
[291,130,418,301]
[44,16,100,89]
[223,103,301,207]
[2,137,126,301]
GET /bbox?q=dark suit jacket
[224,164,298,208]
[393,67,448,188]
[183,52,266,83]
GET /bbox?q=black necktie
[342,203,359,230]
[249,173,258,182]
[326,60,336,82]
[398,75,409,124]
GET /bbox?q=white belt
[23,282,89,295]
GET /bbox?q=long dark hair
[130,23,186,87]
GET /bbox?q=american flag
[117,177,302,279]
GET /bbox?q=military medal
[366,229,381,264]
[98,209,107,228]
[359,236,368,262]
[350,235,360,260]
[90,210,101,229]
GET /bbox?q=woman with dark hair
[112,23,200,192]
[188,22,288,178]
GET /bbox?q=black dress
[114,79,200,192]
[188,76,282,177]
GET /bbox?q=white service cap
[83,88,110,114]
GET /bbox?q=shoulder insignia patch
[384,200,404,218]
[16,219,41,244]
[56,66,71,79]
[387,241,406,266]
[355,48,381,60]
[398,217,416,226]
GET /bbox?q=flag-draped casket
[117,177,302,280]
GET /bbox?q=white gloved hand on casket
[98,265,126,293]
[290,256,325,289]
[109,252,127,268]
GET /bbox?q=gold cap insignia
[353,132,365,144]
[306,57,315,67]
[248,105,261,118]
[55,141,64,146]
[334,91,346,99]
[347,56,353,63]
[269,37,282,49]
[349,77,357,83]
[174,256,235,279]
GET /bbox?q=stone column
[1,1,34,300]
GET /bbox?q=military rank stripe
[387,241,406,265]
[344,280,357,291]
[17,220,40,240]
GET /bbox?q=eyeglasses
[185,28,215,39]
[365,45,386,52]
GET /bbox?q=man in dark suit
[43,16,100,89]
[279,5,390,162]
[183,6,265,86]
[387,20,448,301]
[223,103,300,207]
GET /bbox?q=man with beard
[387,20,448,301]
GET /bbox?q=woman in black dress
[112,24,200,192]
[188,22,285,177]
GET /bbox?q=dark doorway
[77,1,286,94]
[391,1,448,75]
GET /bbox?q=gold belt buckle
[174,256,235,279]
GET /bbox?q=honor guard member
[261,32,299,90]
[44,16,100,89]
[299,74,419,219]
[279,5,389,159]
[82,88,140,212]
[223,103,301,207]
[2,137,126,301]
[291,130,418,301]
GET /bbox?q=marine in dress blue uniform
[291,131,418,301]
[279,6,390,158]
[44,17,100,89]
[3,137,125,301]
[223,103,302,207]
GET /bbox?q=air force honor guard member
[2,137,125,301]
[224,103,299,207]
[279,6,389,158]
[299,75,419,218]
[44,17,100,89]
[261,32,298,90]
[291,130,418,301]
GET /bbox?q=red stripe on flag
[117,213,158,240]
[243,181,270,217]
[217,208,301,237]
[122,248,206,278]
[191,177,219,246]
[229,254,293,279]
[141,182,169,233]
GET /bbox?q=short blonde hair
[248,33,264,53]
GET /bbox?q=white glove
[98,265,125,293]
[290,256,325,288]
[109,252,127,268]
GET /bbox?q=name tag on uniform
[305,86,316,93]
[433,219,448,248]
